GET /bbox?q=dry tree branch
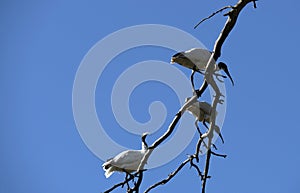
[144,155,203,193]
[104,171,145,193]
[144,135,221,193]
[148,112,182,149]
[194,0,257,29]
[103,173,136,193]
[128,171,144,193]
[195,135,204,162]
[189,155,203,178]
[194,6,233,29]
[213,0,257,60]
[197,1,257,192]
[144,136,205,193]
[211,151,227,158]
[195,0,257,97]
[144,158,189,193]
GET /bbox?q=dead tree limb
[144,155,203,193]
[104,173,135,193]
[197,1,257,192]
[194,6,233,29]
[144,158,189,193]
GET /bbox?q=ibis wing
[184,48,213,70]
[110,150,145,171]
[186,101,200,117]
[199,102,212,115]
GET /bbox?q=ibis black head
[141,132,149,149]
[171,52,196,70]
[172,52,183,58]
[217,62,234,86]
[171,52,184,63]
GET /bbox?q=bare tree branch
[189,156,203,179]
[194,6,233,29]
[128,171,144,193]
[211,151,227,158]
[195,135,203,162]
[144,155,203,193]
[201,149,211,193]
[197,1,257,192]
[104,173,136,193]
[104,171,145,193]
[144,135,209,193]
[144,158,189,193]
[213,0,256,60]
[148,112,182,149]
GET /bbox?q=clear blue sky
[1,1,300,193]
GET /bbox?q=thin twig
[189,157,204,179]
[144,134,208,193]
[104,171,144,193]
[211,151,227,158]
[194,6,233,29]
[144,154,204,193]
[144,158,190,193]
[104,173,135,193]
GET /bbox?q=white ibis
[102,133,149,178]
[185,97,224,143]
[171,48,234,90]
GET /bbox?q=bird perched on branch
[171,48,234,90]
[102,133,149,178]
[185,97,224,143]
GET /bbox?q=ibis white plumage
[171,48,234,89]
[102,133,149,178]
[185,98,224,143]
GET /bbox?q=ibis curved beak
[218,62,234,86]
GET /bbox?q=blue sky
[1,1,300,193]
